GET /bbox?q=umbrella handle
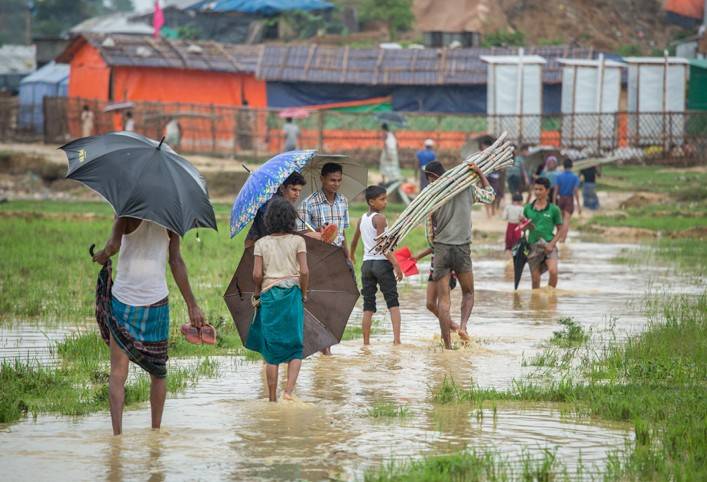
[89,243,96,257]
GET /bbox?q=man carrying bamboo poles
[422,161,496,349]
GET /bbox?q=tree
[0,0,29,45]
[32,0,108,37]
[359,0,413,41]
[111,0,134,12]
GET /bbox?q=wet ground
[0,238,698,481]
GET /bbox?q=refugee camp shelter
[559,56,624,149]
[0,45,36,94]
[481,53,546,142]
[624,56,688,145]
[56,34,266,107]
[687,59,707,110]
[18,62,69,132]
[257,44,594,114]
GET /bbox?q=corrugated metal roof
[20,62,70,85]
[256,45,596,85]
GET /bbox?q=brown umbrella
[224,236,359,357]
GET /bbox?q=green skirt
[246,285,304,365]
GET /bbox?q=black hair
[282,171,306,187]
[512,192,523,202]
[83,105,90,110]
[126,111,133,118]
[286,117,293,123]
[423,161,445,178]
[534,177,551,190]
[381,123,389,131]
[477,134,495,149]
[265,197,298,234]
[365,185,386,202]
[563,158,573,169]
[321,162,343,177]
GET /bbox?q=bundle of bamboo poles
[374,132,515,254]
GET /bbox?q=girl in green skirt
[247,197,310,401]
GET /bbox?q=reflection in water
[1,241,689,481]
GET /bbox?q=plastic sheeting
[483,55,545,143]
[560,59,623,149]
[626,58,688,145]
[19,62,70,132]
[267,80,560,114]
[687,60,707,111]
[188,0,333,15]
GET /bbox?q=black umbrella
[61,132,217,236]
[224,237,359,357]
[512,237,530,290]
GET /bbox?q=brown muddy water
[0,240,695,481]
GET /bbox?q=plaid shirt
[297,190,349,246]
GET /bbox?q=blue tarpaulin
[188,0,333,15]
[19,62,69,132]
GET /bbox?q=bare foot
[458,330,471,342]
[450,323,460,332]
[283,392,296,401]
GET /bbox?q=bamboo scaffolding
[374,132,515,253]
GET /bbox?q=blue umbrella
[230,149,317,238]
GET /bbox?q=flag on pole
[153,1,164,38]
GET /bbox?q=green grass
[428,291,707,480]
[586,165,707,234]
[0,199,430,325]
[367,401,410,419]
[365,448,565,482]
[550,318,589,348]
[0,332,219,423]
[596,165,707,194]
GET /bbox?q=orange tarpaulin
[67,44,111,100]
[664,0,704,19]
[112,67,266,106]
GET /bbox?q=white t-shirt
[254,234,307,292]
[503,204,524,224]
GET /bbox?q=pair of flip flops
[180,323,217,345]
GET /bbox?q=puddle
[1,239,698,480]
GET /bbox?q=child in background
[350,186,404,345]
[248,198,309,402]
[503,193,525,257]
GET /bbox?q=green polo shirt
[523,201,562,244]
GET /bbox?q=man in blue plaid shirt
[297,162,350,258]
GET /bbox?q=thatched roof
[255,44,597,85]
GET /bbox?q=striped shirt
[297,190,350,246]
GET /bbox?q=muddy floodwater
[0,240,697,481]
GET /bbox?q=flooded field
[1,236,697,481]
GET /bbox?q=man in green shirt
[521,177,563,289]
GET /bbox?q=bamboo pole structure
[374,132,515,253]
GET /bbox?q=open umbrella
[512,236,530,290]
[229,149,317,237]
[224,236,359,357]
[61,131,216,236]
[299,154,367,203]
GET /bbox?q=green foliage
[0,0,28,46]
[481,30,525,48]
[110,0,134,12]
[359,0,413,40]
[176,25,202,40]
[550,318,589,347]
[32,0,109,37]
[616,44,642,57]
